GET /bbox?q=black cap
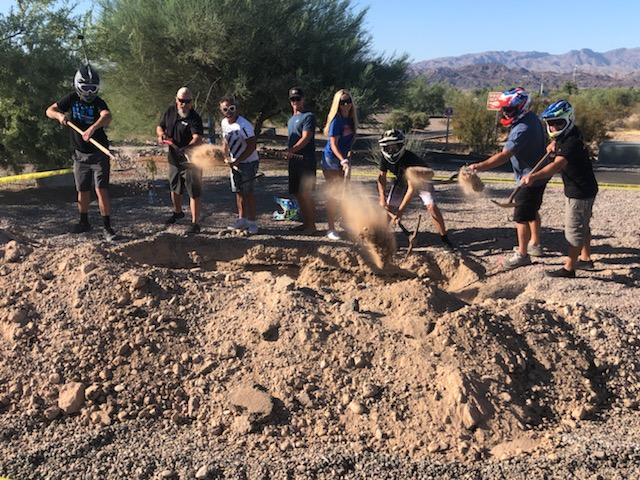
[288,87,304,99]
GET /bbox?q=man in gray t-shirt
[470,87,548,269]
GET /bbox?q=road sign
[444,107,453,117]
[486,91,502,111]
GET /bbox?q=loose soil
[1,154,640,479]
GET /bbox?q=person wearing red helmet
[469,87,548,269]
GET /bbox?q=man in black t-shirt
[46,64,117,241]
[522,100,598,278]
[156,87,204,234]
[376,129,452,249]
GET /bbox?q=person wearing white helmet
[469,87,547,269]
[377,129,452,249]
[46,64,117,241]
[522,100,598,278]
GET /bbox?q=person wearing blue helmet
[521,100,598,278]
[469,87,548,269]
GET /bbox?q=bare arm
[469,149,512,172]
[329,136,346,162]
[377,170,388,207]
[234,136,257,164]
[45,103,67,125]
[522,155,567,185]
[156,125,165,144]
[289,130,313,154]
[81,109,111,142]
[396,184,415,218]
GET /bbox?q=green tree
[383,110,413,132]
[403,78,446,115]
[0,0,82,171]
[450,91,497,154]
[94,0,407,138]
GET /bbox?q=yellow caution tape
[0,168,73,185]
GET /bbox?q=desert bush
[383,110,414,132]
[450,92,497,154]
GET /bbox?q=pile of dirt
[2,225,640,478]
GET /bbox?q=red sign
[486,91,502,111]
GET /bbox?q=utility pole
[573,64,577,85]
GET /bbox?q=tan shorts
[565,197,595,247]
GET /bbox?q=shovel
[387,211,422,257]
[490,151,552,208]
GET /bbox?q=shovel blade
[490,199,517,208]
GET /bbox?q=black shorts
[73,150,110,192]
[513,184,547,223]
[169,161,202,198]
[288,156,316,195]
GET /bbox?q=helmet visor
[546,118,567,129]
[501,106,518,118]
[78,84,99,95]
[381,143,403,155]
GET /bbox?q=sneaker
[327,230,341,240]
[546,267,576,278]
[246,221,259,235]
[528,243,543,257]
[504,250,531,270]
[165,211,185,225]
[576,259,595,270]
[229,218,249,230]
[441,234,454,250]
[71,222,91,234]
[186,223,201,234]
[103,227,118,242]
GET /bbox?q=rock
[4,240,30,262]
[256,318,279,341]
[7,308,28,325]
[195,465,210,479]
[43,406,61,420]
[571,405,591,421]
[158,470,176,479]
[119,271,149,290]
[374,428,383,440]
[90,410,112,426]
[118,342,133,357]
[58,382,85,414]
[349,299,360,312]
[85,384,102,402]
[295,391,313,408]
[228,384,274,423]
[230,415,253,435]
[362,383,380,399]
[80,262,97,275]
[115,291,131,306]
[348,401,366,415]
[48,373,62,385]
[218,341,239,360]
[197,360,216,376]
[188,396,201,417]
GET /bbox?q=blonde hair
[323,89,358,136]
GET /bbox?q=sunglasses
[289,96,302,102]
[177,98,192,104]
[340,98,352,106]
[221,105,237,114]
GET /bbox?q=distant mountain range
[411,48,640,89]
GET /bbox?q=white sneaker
[327,230,341,240]
[504,250,531,270]
[229,218,249,230]
[528,243,543,257]
[246,221,259,235]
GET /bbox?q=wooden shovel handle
[507,151,553,202]
[66,120,116,160]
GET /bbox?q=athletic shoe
[71,222,91,234]
[327,230,341,240]
[229,218,249,230]
[186,223,201,234]
[103,227,118,242]
[546,267,576,278]
[504,251,531,270]
[441,234,454,250]
[165,211,185,225]
[528,243,543,257]
[576,259,595,270]
[246,221,259,235]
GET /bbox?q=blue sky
[1,0,637,61]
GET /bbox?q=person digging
[46,64,118,241]
[376,129,453,250]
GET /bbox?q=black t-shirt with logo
[555,126,598,199]
[56,93,109,154]
[379,149,429,185]
[159,105,204,165]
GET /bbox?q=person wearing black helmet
[46,64,117,241]
[377,129,452,249]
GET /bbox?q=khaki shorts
[565,196,595,247]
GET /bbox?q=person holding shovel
[469,87,547,269]
[521,100,598,278]
[156,87,204,234]
[219,96,260,235]
[376,129,453,249]
[46,64,117,241]
[321,89,358,240]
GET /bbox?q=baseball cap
[288,87,304,99]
